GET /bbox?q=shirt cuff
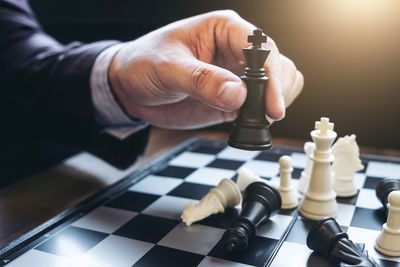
[90,43,149,140]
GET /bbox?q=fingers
[279,54,304,108]
[133,97,237,130]
[157,56,247,112]
[208,11,287,120]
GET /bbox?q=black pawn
[307,217,379,267]
[376,178,400,209]
[222,182,281,252]
[228,28,273,150]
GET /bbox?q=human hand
[109,10,304,129]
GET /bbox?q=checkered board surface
[1,138,400,267]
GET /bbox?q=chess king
[228,29,273,150]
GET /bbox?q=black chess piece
[222,182,281,252]
[376,178,400,210]
[228,28,273,150]
[307,217,379,267]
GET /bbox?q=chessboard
[1,138,399,267]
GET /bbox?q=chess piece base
[374,224,400,256]
[299,196,338,220]
[228,127,272,151]
[334,174,358,197]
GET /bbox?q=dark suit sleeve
[0,0,150,171]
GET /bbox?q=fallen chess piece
[332,135,364,197]
[236,167,268,192]
[375,190,400,256]
[307,217,379,267]
[375,178,400,218]
[278,155,298,209]
[221,182,281,252]
[181,178,241,226]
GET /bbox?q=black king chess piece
[228,28,272,150]
[222,182,281,252]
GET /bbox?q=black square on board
[206,159,245,170]
[363,176,384,190]
[154,165,196,179]
[106,191,159,212]
[197,208,239,229]
[36,226,108,258]
[208,236,278,266]
[191,145,224,155]
[167,182,213,200]
[336,192,359,205]
[133,245,204,267]
[279,167,303,179]
[350,207,386,231]
[113,214,179,243]
[359,159,369,173]
[255,151,282,162]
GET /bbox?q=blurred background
[31,0,400,149]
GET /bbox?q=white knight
[332,134,364,197]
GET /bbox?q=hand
[109,10,304,129]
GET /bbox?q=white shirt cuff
[90,43,149,140]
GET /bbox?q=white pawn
[375,190,400,256]
[278,156,299,209]
[236,167,268,192]
[298,142,316,194]
[181,179,241,226]
[332,135,364,197]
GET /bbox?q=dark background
[31,0,400,149]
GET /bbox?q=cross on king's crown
[248,28,267,48]
[315,117,334,136]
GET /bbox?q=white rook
[299,117,338,220]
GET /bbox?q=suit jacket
[0,0,150,187]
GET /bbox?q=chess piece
[278,155,298,209]
[236,167,268,192]
[376,178,400,211]
[332,135,364,197]
[307,217,379,267]
[299,117,338,220]
[298,142,315,194]
[375,190,400,256]
[221,182,281,252]
[181,179,241,226]
[228,28,272,150]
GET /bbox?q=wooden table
[0,127,399,248]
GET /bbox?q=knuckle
[190,66,213,92]
[210,9,240,21]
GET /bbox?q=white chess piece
[299,117,338,220]
[236,167,268,192]
[332,134,364,197]
[278,155,299,209]
[375,190,400,256]
[181,178,241,226]
[298,142,316,194]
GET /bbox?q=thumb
[164,58,247,111]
